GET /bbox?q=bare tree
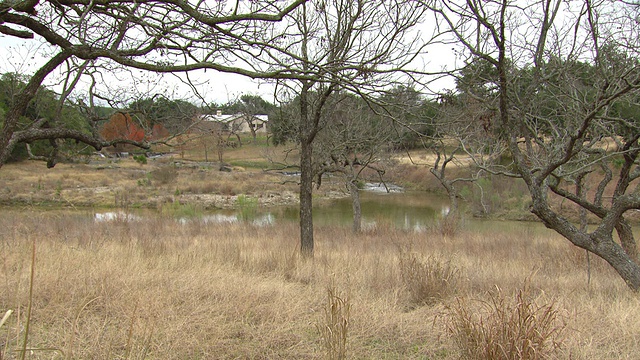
[261,0,428,256]
[0,0,306,167]
[314,93,394,233]
[425,0,640,289]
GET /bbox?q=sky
[0,6,456,108]
[0,34,279,106]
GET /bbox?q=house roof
[200,113,268,123]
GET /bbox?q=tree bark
[298,82,314,258]
[0,51,71,167]
[299,138,314,257]
[348,180,362,233]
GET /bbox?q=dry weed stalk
[317,283,351,360]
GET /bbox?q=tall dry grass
[1,210,639,359]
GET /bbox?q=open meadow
[1,209,640,359]
[1,139,640,359]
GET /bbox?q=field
[1,211,639,359]
[1,139,640,359]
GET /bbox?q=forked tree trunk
[530,189,640,291]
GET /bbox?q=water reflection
[96,211,276,227]
[195,213,276,227]
[94,191,449,232]
[94,211,141,222]
[309,191,449,231]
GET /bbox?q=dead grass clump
[317,283,351,360]
[218,182,237,195]
[446,285,566,360]
[149,165,178,186]
[184,182,217,194]
[399,251,460,308]
[436,215,461,237]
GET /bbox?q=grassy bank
[1,212,638,359]
[0,137,347,210]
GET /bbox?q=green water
[272,191,450,231]
[87,190,453,230]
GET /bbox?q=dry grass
[317,283,351,360]
[0,157,302,209]
[446,284,565,359]
[0,211,639,359]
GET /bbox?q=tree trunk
[446,184,458,219]
[0,51,71,167]
[589,233,640,291]
[348,180,362,233]
[299,138,314,257]
[616,219,639,263]
[531,193,640,291]
[299,83,314,258]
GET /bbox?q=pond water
[93,189,451,231]
[87,188,640,240]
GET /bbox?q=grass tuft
[317,282,351,360]
[399,251,460,308]
[446,284,565,360]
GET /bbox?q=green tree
[0,72,91,165]
[377,86,438,150]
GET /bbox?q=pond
[92,189,450,231]
[89,187,554,235]
[281,190,451,231]
[5,186,620,238]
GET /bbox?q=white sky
[0,12,457,107]
[0,34,279,106]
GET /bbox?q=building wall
[194,113,269,134]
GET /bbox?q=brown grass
[1,210,639,359]
[0,157,302,209]
[446,284,565,359]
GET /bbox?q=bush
[161,201,202,218]
[437,214,460,237]
[447,285,565,360]
[133,154,147,165]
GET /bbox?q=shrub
[161,201,202,219]
[437,214,460,237]
[447,285,565,360]
[398,251,460,308]
[133,154,147,165]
